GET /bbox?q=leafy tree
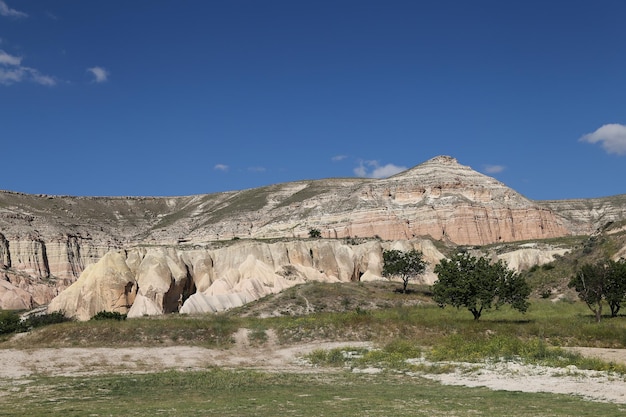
[308,228,321,238]
[569,258,626,321]
[604,259,626,317]
[569,262,606,322]
[382,249,426,293]
[432,252,530,320]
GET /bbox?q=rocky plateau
[1,155,625,318]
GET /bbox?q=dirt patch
[565,347,626,365]
[421,359,626,404]
[0,334,372,378]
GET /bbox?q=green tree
[432,252,530,320]
[604,259,626,317]
[569,262,606,322]
[308,228,321,238]
[569,258,626,321]
[382,249,426,294]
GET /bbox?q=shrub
[23,311,71,329]
[91,311,127,321]
[0,310,22,335]
[0,310,71,335]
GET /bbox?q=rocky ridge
[47,239,444,320]
[1,155,624,314]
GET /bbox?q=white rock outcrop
[497,247,569,271]
[47,251,137,321]
[48,239,443,320]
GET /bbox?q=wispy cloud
[354,160,406,178]
[214,164,229,172]
[483,164,505,174]
[331,155,347,162]
[87,66,109,83]
[248,166,266,173]
[0,49,56,86]
[580,123,626,156]
[0,49,20,66]
[0,1,27,18]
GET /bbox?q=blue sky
[1,0,625,200]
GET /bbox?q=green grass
[1,370,625,417]
[3,295,626,415]
[428,334,626,373]
[2,314,242,348]
[263,299,626,349]
[305,334,626,376]
[6,298,626,350]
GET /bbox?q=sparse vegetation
[4,368,626,417]
[2,298,626,416]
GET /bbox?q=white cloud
[331,155,347,162]
[248,166,266,173]
[354,160,407,179]
[0,67,56,86]
[580,123,626,156]
[484,164,505,174]
[214,164,229,172]
[0,50,56,86]
[0,1,28,18]
[87,66,109,83]
[29,71,55,86]
[0,49,21,66]
[0,67,21,84]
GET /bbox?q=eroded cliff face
[1,155,623,311]
[219,156,570,244]
[48,239,444,321]
[538,194,626,235]
[0,232,116,309]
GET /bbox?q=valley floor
[1,331,625,404]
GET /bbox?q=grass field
[2,369,626,417]
[2,282,626,416]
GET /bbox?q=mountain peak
[424,155,459,165]
[387,155,472,181]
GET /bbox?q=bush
[0,310,22,335]
[0,310,71,335]
[91,311,127,321]
[24,311,71,328]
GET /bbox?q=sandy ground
[420,357,626,404]
[1,331,625,404]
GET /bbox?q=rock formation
[1,155,624,312]
[538,194,626,235]
[496,246,570,271]
[48,239,443,321]
[47,251,137,320]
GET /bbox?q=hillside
[1,155,625,314]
